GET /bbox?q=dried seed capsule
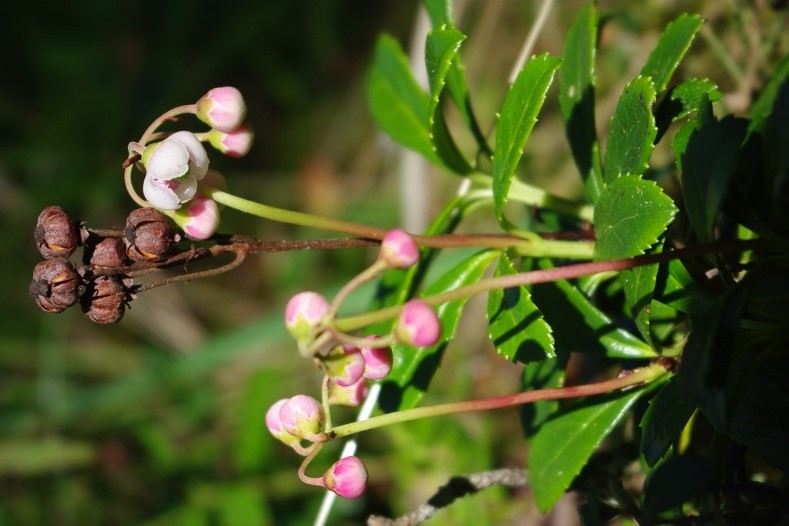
[124,208,175,261]
[34,206,79,259]
[29,258,81,313]
[87,237,127,268]
[81,275,127,324]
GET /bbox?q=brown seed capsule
[81,275,127,324]
[29,258,81,313]
[124,208,175,262]
[88,237,127,268]
[35,206,79,259]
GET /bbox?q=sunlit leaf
[603,76,657,182]
[594,175,677,260]
[493,53,561,225]
[487,252,554,363]
[559,1,602,202]
[532,259,655,359]
[366,34,442,167]
[425,27,473,174]
[640,13,703,93]
[529,387,650,512]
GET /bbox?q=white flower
[142,131,209,210]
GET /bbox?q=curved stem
[329,361,670,438]
[298,443,326,487]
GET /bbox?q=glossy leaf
[640,377,696,467]
[425,27,473,174]
[532,259,656,359]
[640,14,703,93]
[603,76,657,183]
[493,53,562,225]
[594,175,678,260]
[529,387,649,512]
[680,102,747,242]
[379,250,497,412]
[487,252,554,363]
[654,258,709,314]
[559,2,602,202]
[366,34,442,167]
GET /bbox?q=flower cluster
[132,87,253,239]
[267,228,443,499]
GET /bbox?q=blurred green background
[1,1,785,524]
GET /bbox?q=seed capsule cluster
[29,206,177,324]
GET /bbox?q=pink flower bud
[323,456,368,499]
[174,196,220,240]
[378,229,419,269]
[265,399,301,447]
[394,300,441,347]
[196,86,247,132]
[360,340,393,380]
[278,395,325,442]
[285,292,331,353]
[207,124,254,158]
[328,378,369,407]
[323,345,366,387]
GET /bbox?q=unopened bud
[378,229,419,269]
[266,399,302,448]
[278,395,325,442]
[207,124,254,158]
[81,275,128,324]
[360,340,393,380]
[285,292,331,356]
[30,258,81,313]
[196,87,247,132]
[323,345,365,387]
[323,456,368,499]
[328,379,369,407]
[394,300,441,347]
[124,208,175,261]
[35,206,79,259]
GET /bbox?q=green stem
[468,174,594,223]
[329,361,670,438]
[204,185,594,257]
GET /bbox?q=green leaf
[603,76,657,183]
[640,14,704,93]
[654,258,710,314]
[487,252,554,363]
[533,259,656,360]
[380,250,497,412]
[425,27,473,174]
[594,175,677,260]
[640,377,696,467]
[559,2,602,202]
[424,0,454,27]
[493,53,562,225]
[366,34,442,167]
[529,387,650,512]
[655,78,722,141]
[680,102,747,242]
